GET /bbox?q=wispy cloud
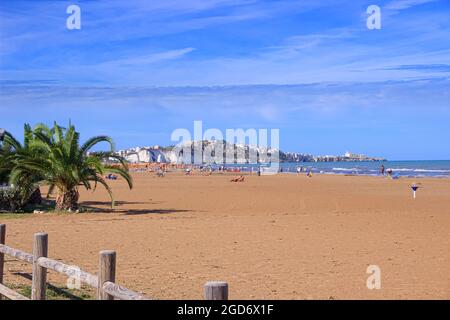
[1,0,449,159]
[267,29,356,54]
[381,64,450,72]
[99,48,196,67]
[1,78,449,158]
[385,0,437,11]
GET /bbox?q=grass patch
[0,198,100,217]
[6,282,95,300]
[0,212,32,219]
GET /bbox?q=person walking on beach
[380,164,385,176]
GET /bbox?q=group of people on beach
[295,166,313,177]
[380,164,394,178]
[157,163,398,180]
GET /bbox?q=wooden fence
[0,224,229,300]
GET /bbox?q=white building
[123,148,168,163]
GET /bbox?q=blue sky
[0,0,449,160]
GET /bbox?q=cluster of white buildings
[116,146,170,163]
[116,140,280,164]
[115,144,385,164]
[313,151,385,162]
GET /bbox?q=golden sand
[2,172,449,299]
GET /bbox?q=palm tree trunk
[55,188,79,211]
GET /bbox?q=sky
[0,0,449,160]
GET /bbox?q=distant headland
[115,140,386,164]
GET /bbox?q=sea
[212,160,450,178]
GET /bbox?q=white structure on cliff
[117,146,168,163]
[117,140,280,164]
[116,144,385,164]
[344,151,365,160]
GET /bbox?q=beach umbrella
[0,128,5,141]
[411,183,419,199]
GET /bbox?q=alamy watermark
[66,265,82,290]
[66,5,81,30]
[367,5,381,30]
[170,121,280,174]
[65,4,379,31]
[366,265,381,289]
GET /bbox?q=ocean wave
[284,170,449,178]
[388,168,450,173]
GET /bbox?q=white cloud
[385,0,437,11]
[99,48,196,67]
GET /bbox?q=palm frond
[80,136,114,155]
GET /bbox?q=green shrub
[0,186,43,213]
[0,187,25,212]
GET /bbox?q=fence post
[204,281,228,300]
[32,233,48,300]
[98,250,116,300]
[0,224,5,300]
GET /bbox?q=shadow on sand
[121,209,190,215]
[79,201,190,215]
[81,200,147,207]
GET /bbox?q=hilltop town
[116,141,386,164]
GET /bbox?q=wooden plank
[0,232,146,301]
[0,283,29,300]
[0,224,5,300]
[32,233,48,300]
[97,250,116,300]
[102,281,149,300]
[204,281,228,300]
[37,257,98,287]
[0,244,33,263]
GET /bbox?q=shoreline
[279,171,450,179]
[130,167,450,179]
[126,160,450,179]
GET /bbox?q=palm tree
[8,122,133,211]
[0,124,44,204]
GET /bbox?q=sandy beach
[1,172,449,299]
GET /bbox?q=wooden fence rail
[0,224,150,300]
[0,283,29,300]
[0,223,230,301]
[37,256,99,287]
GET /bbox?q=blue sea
[215,161,450,178]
